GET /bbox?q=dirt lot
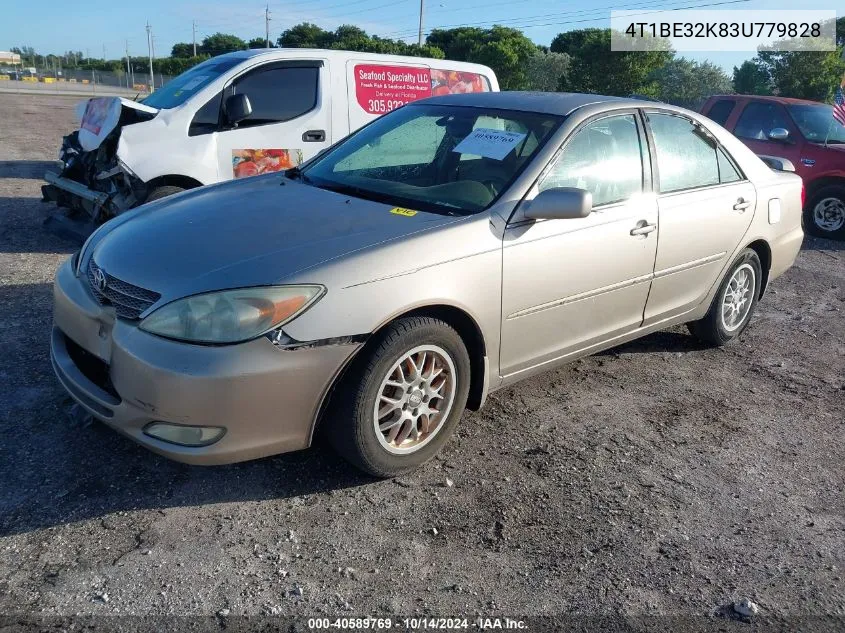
[0,92,843,630]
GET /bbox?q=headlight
[139,285,324,344]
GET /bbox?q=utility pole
[417,0,424,46]
[265,4,271,48]
[125,40,131,89]
[146,22,155,93]
[192,20,197,56]
[102,44,106,61]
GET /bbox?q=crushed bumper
[50,259,362,465]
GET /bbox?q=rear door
[642,110,756,324]
[215,60,330,181]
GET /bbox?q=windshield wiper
[284,166,312,184]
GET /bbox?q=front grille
[87,259,161,320]
[63,333,120,400]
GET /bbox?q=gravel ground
[0,92,844,631]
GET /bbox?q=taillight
[801,183,805,208]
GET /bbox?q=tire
[326,316,471,478]
[145,185,185,203]
[803,185,845,240]
[688,248,762,346]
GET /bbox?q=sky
[0,0,841,72]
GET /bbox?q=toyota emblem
[93,267,107,292]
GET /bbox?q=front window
[788,104,845,144]
[733,102,791,141]
[301,104,562,215]
[141,57,242,109]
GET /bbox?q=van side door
[214,60,330,180]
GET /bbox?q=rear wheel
[145,185,185,203]
[804,185,845,240]
[326,317,470,478]
[688,248,762,346]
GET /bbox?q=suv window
[734,102,791,141]
[706,99,736,126]
[231,65,319,128]
[647,113,720,193]
[539,114,645,207]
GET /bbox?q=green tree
[425,26,537,89]
[278,23,333,48]
[649,58,732,109]
[732,60,771,95]
[524,50,570,91]
[247,37,276,49]
[171,42,194,58]
[200,33,247,57]
[550,28,673,96]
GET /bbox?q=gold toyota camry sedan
[51,92,804,477]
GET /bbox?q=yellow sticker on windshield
[390,207,417,217]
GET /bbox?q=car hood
[92,175,459,302]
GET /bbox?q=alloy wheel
[813,197,845,233]
[720,263,755,332]
[373,345,456,455]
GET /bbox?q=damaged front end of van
[42,97,159,224]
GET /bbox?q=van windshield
[301,104,562,215]
[141,57,242,109]
[788,104,845,144]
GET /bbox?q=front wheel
[688,248,762,346]
[326,317,470,477]
[804,185,845,240]
[145,185,185,204]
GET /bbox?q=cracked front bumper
[50,259,362,465]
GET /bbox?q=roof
[709,94,824,107]
[417,91,639,116]
[217,48,494,72]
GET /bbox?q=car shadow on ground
[0,281,373,539]
[0,196,80,254]
[0,160,57,179]
[801,234,845,252]
[599,328,710,356]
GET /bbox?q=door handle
[733,198,752,212]
[302,129,326,142]
[630,221,657,236]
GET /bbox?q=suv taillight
[801,183,806,208]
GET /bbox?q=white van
[43,49,498,221]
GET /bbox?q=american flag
[835,86,845,127]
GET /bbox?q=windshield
[788,104,845,144]
[141,57,242,109]
[301,104,562,215]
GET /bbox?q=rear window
[705,99,736,126]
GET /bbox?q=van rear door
[215,59,330,180]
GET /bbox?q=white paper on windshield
[453,128,527,161]
[181,75,208,91]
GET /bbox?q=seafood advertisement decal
[231,149,302,179]
[354,65,488,115]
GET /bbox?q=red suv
[702,95,845,239]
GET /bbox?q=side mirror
[524,187,592,221]
[225,93,252,127]
[767,127,789,142]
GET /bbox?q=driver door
[215,60,330,180]
[499,112,659,379]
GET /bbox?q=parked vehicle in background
[702,94,845,239]
[50,92,803,476]
[42,48,497,223]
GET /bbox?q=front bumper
[50,259,361,465]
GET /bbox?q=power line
[385,0,754,39]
